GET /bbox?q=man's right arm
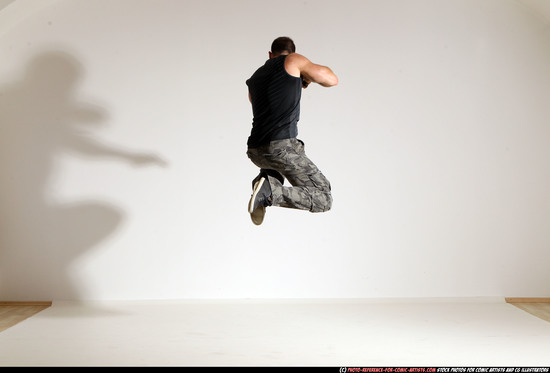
[285,53,338,88]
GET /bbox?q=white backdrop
[1,0,549,301]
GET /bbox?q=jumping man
[246,37,338,225]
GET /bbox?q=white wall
[1,0,549,301]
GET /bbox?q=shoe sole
[250,206,265,225]
[248,177,266,214]
[249,177,267,225]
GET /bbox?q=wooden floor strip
[0,301,52,306]
[0,303,51,333]
[509,303,550,323]
[505,297,550,303]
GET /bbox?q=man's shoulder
[247,60,269,81]
[284,53,308,77]
[285,53,308,64]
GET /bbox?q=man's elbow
[321,74,338,87]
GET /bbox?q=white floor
[0,299,549,367]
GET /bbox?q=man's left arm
[285,53,338,88]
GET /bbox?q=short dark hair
[271,37,296,55]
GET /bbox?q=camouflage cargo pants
[247,138,332,212]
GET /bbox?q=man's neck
[269,51,290,59]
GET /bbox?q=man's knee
[311,191,332,213]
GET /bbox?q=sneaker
[248,177,272,225]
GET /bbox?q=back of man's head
[271,37,296,55]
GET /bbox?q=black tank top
[246,55,302,148]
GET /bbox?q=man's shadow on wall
[0,51,167,301]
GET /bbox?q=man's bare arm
[285,53,338,87]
